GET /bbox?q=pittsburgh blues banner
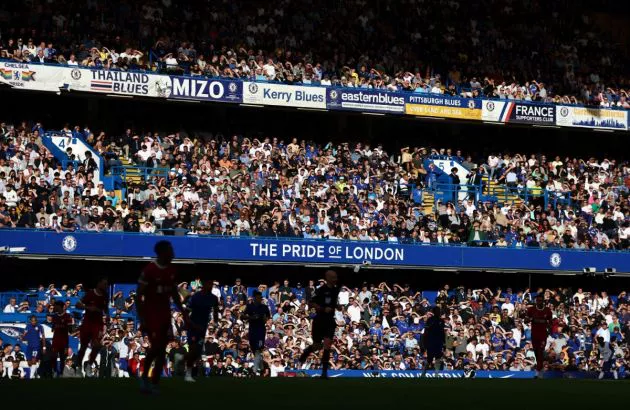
[405,94,482,120]
[482,100,555,125]
[326,88,405,113]
[1,231,629,273]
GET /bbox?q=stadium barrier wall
[1,230,628,272]
[287,370,600,378]
[0,60,627,131]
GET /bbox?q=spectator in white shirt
[3,298,17,313]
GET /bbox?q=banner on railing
[1,231,629,273]
[482,100,556,125]
[169,77,242,103]
[556,105,628,130]
[283,369,597,379]
[326,88,405,113]
[0,62,66,92]
[243,82,326,109]
[65,69,173,98]
[405,95,482,120]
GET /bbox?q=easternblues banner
[482,100,555,125]
[1,231,629,273]
[243,82,326,109]
[326,88,405,114]
[556,105,627,130]
[405,94,482,120]
[169,77,242,103]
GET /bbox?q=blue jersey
[189,291,219,328]
[24,323,44,348]
[244,303,270,336]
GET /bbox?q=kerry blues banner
[405,94,482,120]
[243,81,326,109]
[326,88,406,114]
[1,231,629,273]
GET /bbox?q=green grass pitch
[1,378,627,408]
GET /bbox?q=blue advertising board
[482,100,556,125]
[326,88,406,114]
[286,370,597,379]
[169,76,242,103]
[1,231,628,273]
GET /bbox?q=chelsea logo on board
[549,252,562,268]
[62,235,77,252]
[248,83,259,94]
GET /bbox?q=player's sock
[185,368,195,382]
[598,371,605,380]
[612,370,618,380]
[321,349,330,378]
[254,351,263,374]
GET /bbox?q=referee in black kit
[299,270,340,379]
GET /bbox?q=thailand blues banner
[326,88,405,114]
[65,69,173,98]
[482,100,555,125]
[0,61,66,92]
[243,82,326,109]
[1,231,629,273]
[556,105,627,130]
[169,77,242,103]
[405,94,482,120]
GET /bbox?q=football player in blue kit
[243,290,271,376]
[185,279,220,382]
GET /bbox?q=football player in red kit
[137,240,188,394]
[527,294,552,378]
[52,300,74,376]
[75,277,109,374]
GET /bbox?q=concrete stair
[422,191,435,214]
[483,178,523,206]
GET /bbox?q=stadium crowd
[1,0,629,106]
[1,279,629,378]
[0,120,628,250]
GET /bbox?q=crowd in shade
[0,120,629,250]
[1,0,629,106]
[1,279,629,378]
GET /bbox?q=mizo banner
[0,61,67,92]
[243,81,326,109]
[64,68,173,98]
[482,100,555,125]
[556,105,628,130]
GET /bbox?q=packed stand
[1,120,629,250]
[2,279,629,378]
[0,0,629,106]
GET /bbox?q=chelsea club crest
[549,253,562,268]
[62,235,77,252]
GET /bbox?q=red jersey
[81,290,108,324]
[527,305,552,339]
[52,313,73,344]
[139,262,177,320]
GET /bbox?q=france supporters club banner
[2,231,630,273]
[243,82,326,109]
[482,100,556,125]
[0,61,66,92]
[326,88,405,114]
[405,94,482,120]
[169,76,242,103]
[556,105,628,130]
[65,68,173,98]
